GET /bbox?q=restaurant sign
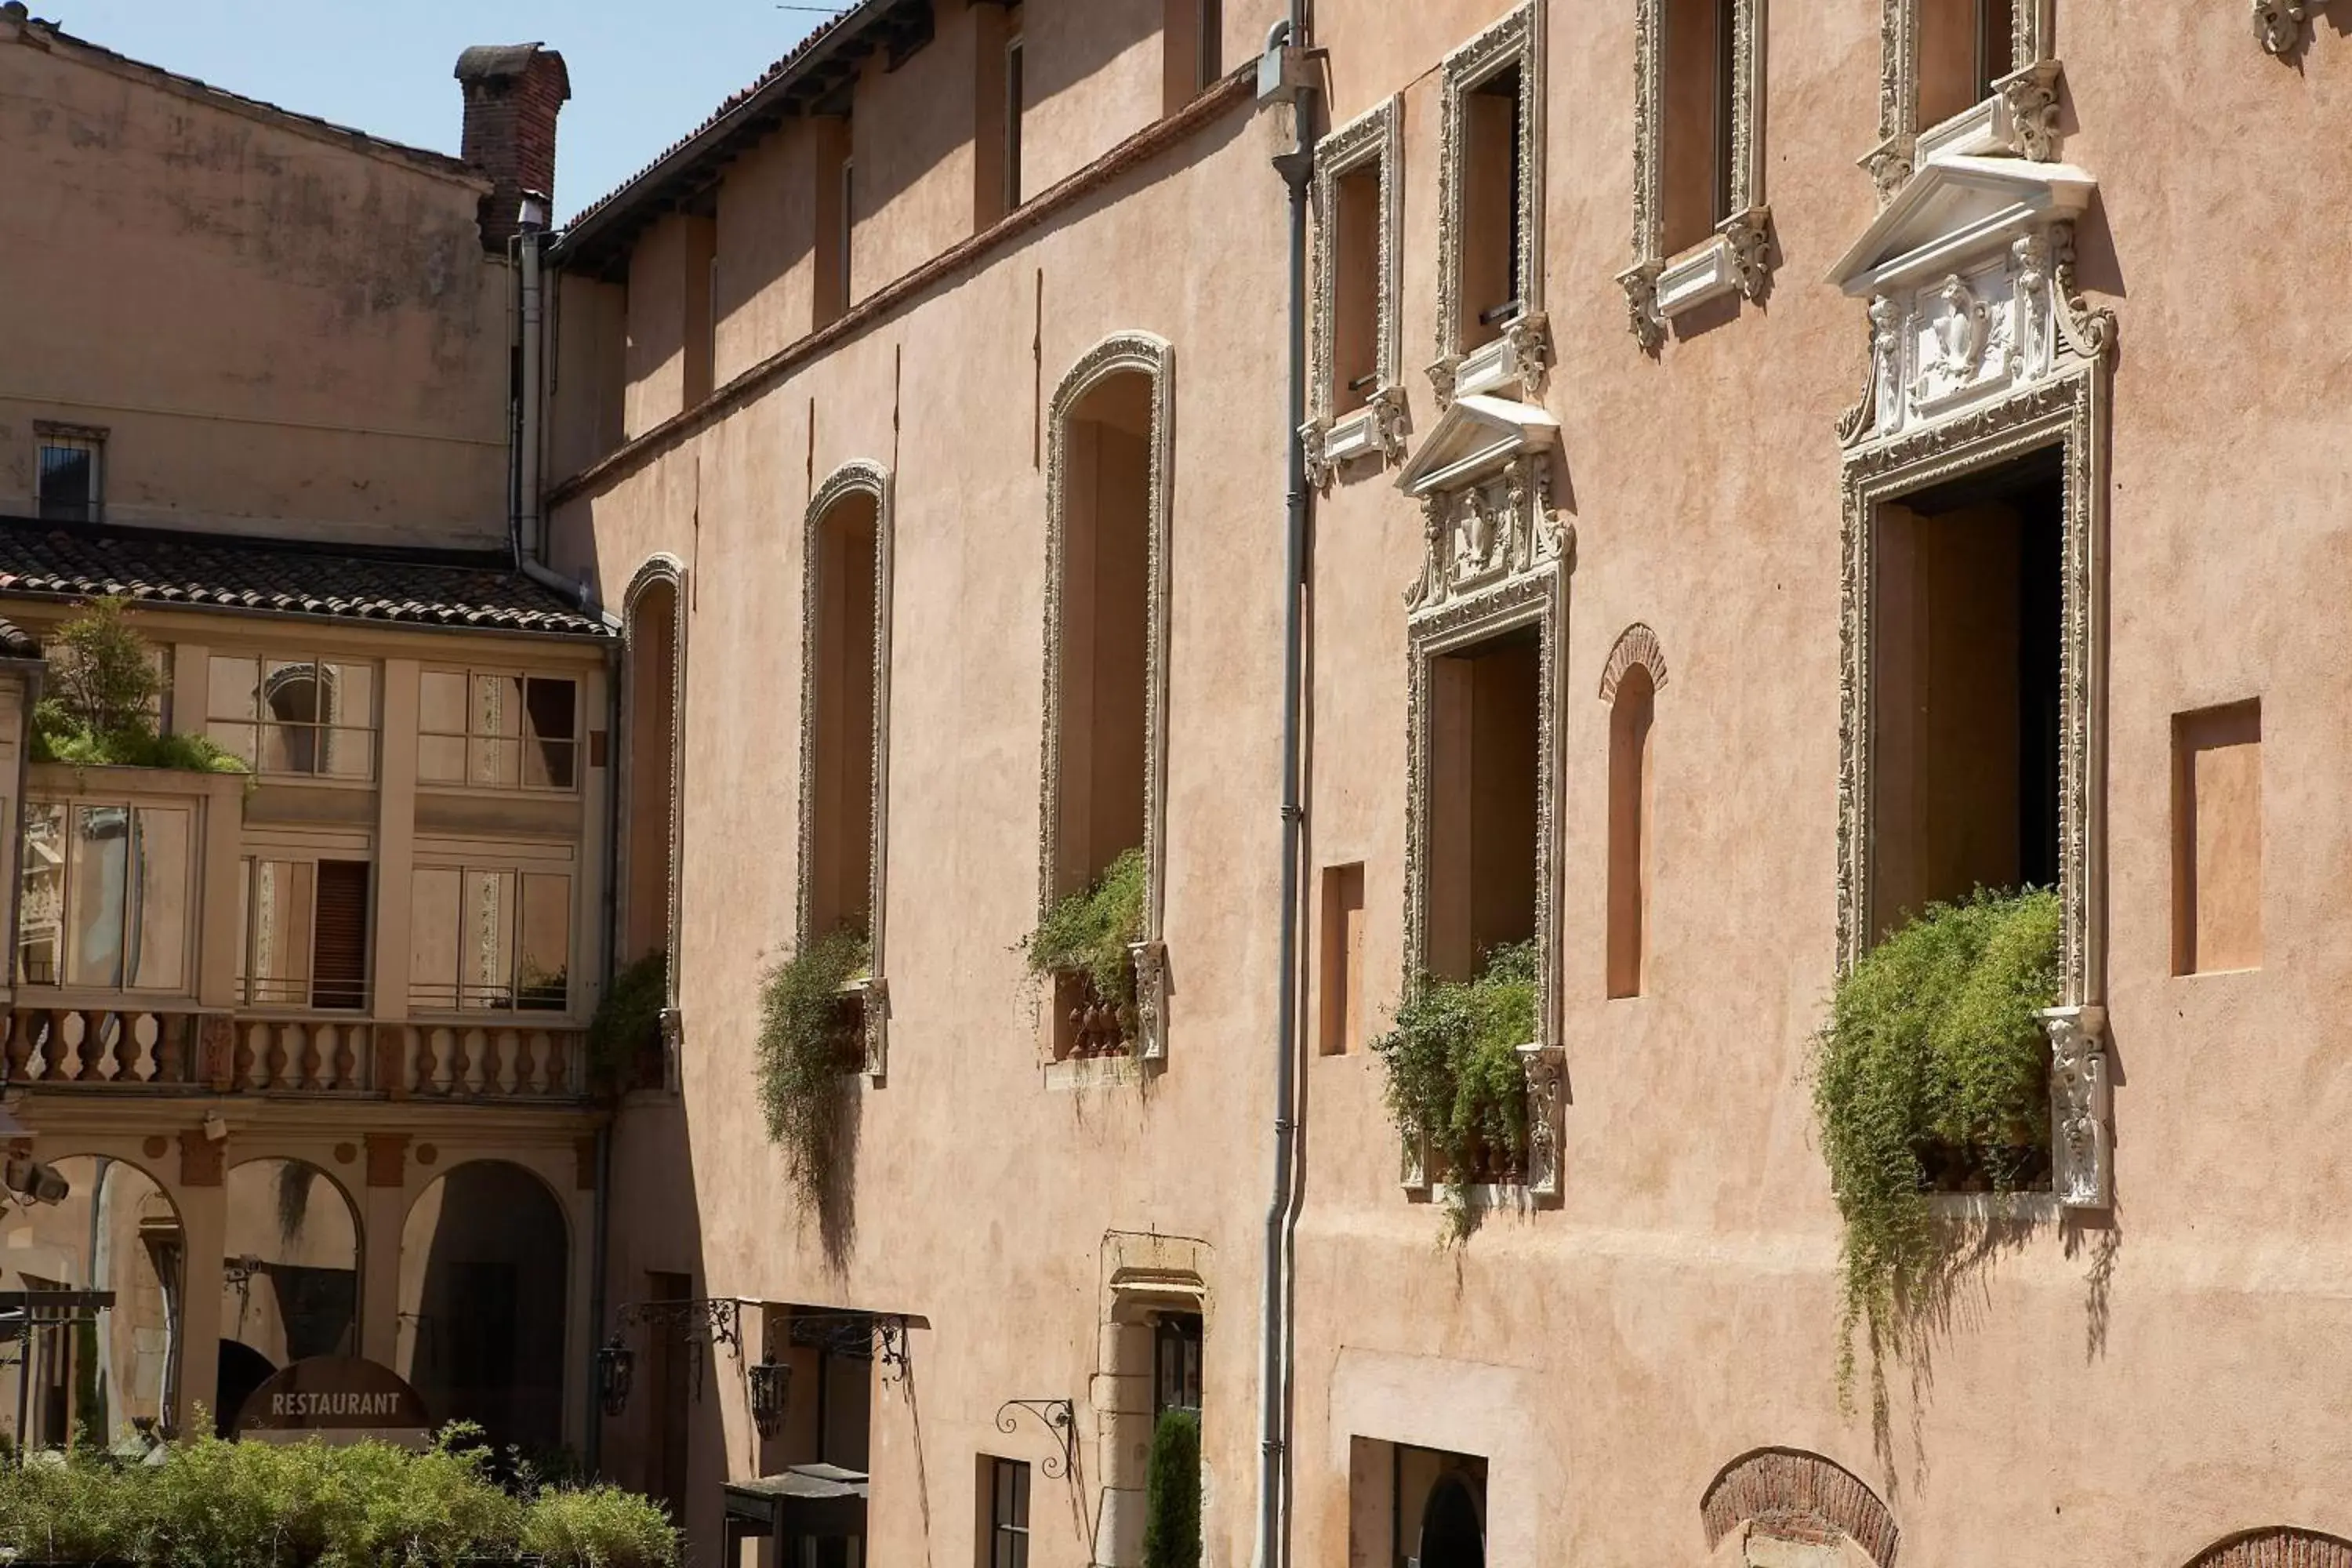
[237,1356,432,1446]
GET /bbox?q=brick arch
[1598,621,1668,703]
[2184,1528,2352,1567]
[1700,1448,1899,1566]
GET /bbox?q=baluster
[260,1025,288,1091]
[60,1011,93,1082]
[233,1022,258,1091]
[122,1013,154,1083]
[5,1012,31,1083]
[298,1025,324,1091]
[155,1013,185,1084]
[334,1027,360,1091]
[36,1011,67,1082]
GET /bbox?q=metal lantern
[596,1334,636,1417]
[748,1359,791,1439]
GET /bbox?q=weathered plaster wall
[0,22,510,547]
[564,0,2352,1566]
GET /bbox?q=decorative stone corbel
[1370,384,1411,464]
[2050,223,2118,360]
[1299,419,1334,492]
[1858,136,1913,206]
[1996,60,2064,161]
[2042,1004,2111,1210]
[1499,311,1553,397]
[1615,261,1664,350]
[1519,1043,1566,1197]
[1425,354,1461,409]
[2254,0,2325,53]
[1722,206,1773,300]
[1127,938,1168,1062]
[858,976,889,1080]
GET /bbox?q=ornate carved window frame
[1862,0,2061,200]
[621,554,688,1090]
[1399,426,1571,1200]
[1617,0,1770,348]
[1040,332,1174,1064]
[1836,363,2111,1208]
[1303,94,1405,489]
[1430,3,1550,408]
[796,460,895,1082]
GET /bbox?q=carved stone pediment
[1829,158,2111,446]
[1828,155,2092,297]
[1396,393,1558,498]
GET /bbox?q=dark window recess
[310,860,371,1011]
[37,443,98,523]
[1155,1312,1203,1416]
[991,1457,1032,1568]
[525,677,578,789]
[1005,39,1025,209]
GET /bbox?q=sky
[49,1,840,221]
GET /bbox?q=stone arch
[2183,1529,2352,1568]
[217,1156,362,1432]
[1700,1447,1899,1566]
[620,554,688,1081]
[396,1158,570,1454]
[1597,621,1668,704]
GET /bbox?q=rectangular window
[208,654,379,780]
[1153,1312,1203,1415]
[815,118,853,328]
[1005,38,1025,209]
[1919,0,2016,128]
[1162,0,1219,110]
[1459,64,1525,350]
[1661,0,1735,256]
[16,800,192,992]
[988,1458,1031,1568]
[1426,626,1541,984]
[408,864,572,1012]
[35,430,102,524]
[1318,862,1365,1055]
[1332,162,1382,416]
[240,857,372,1009]
[417,669,578,791]
[2172,700,2263,975]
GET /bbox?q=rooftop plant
[1020,845,1147,1010]
[1812,886,2060,1399]
[1370,940,1537,1240]
[754,926,871,1210]
[31,597,245,775]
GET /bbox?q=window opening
[17,800,191,992]
[1868,450,2062,941]
[1919,0,2016,129]
[1661,0,1737,256]
[418,670,578,791]
[238,857,372,1010]
[1153,1311,1202,1415]
[209,655,379,780]
[1426,626,1540,984]
[1460,64,1525,350]
[623,579,681,965]
[808,491,881,942]
[1606,666,1654,999]
[989,1457,1032,1568]
[1006,36,1025,210]
[1318,862,1367,1054]
[408,865,572,1012]
[1332,162,1382,415]
[815,119,852,328]
[35,433,102,524]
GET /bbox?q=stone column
[358,1134,408,1370]
[172,1130,226,1436]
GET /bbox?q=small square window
[35,430,103,523]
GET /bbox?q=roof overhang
[1397,394,1560,497]
[1828,156,2096,298]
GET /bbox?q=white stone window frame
[1039,332,1174,1067]
[1860,0,2061,201]
[1836,364,2111,1210]
[795,461,895,1083]
[620,553,689,1086]
[1397,416,1571,1202]
[1429,4,1551,408]
[1302,95,1405,489]
[1617,0,1771,348]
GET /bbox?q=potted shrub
[1020,846,1145,1058]
[29,597,244,775]
[1812,886,2060,1395]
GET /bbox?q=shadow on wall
[397,1160,568,1457]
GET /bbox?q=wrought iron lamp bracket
[994,1398,1077,1480]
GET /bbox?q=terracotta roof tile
[0,518,612,640]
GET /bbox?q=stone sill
[1042,1054,1145,1093]
[1926,1190,2061,1224]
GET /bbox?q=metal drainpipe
[586,633,622,1475]
[1258,9,1316,1568]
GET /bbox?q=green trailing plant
[0,1421,677,1566]
[1812,886,2061,1398]
[1021,846,1147,1007]
[30,598,245,775]
[754,926,872,1207]
[1141,1407,1202,1568]
[1370,941,1538,1240]
[586,953,668,1091]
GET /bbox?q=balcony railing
[2,1002,589,1102]
[1051,960,1138,1061]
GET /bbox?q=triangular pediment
[1397,394,1559,497]
[1828,156,2096,297]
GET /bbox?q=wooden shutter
[310,861,371,1010]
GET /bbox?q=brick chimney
[454,42,571,250]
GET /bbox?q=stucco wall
[562,1,2352,1566]
[0,21,511,548]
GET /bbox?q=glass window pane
[419,670,468,735]
[323,662,376,729]
[67,805,129,989]
[470,736,521,789]
[517,873,570,1011]
[408,867,461,1010]
[525,677,577,742]
[525,739,575,791]
[473,673,524,739]
[206,721,259,768]
[318,728,375,781]
[129,807,191,991]
[260,721,316,775]
[461,869,514,1007]
[19,803,65,985]
[417,735,467,783]
[262,659,323,726]
[208,655,260,722]
[245,859,314,1005]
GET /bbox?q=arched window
[1040,334,1173,1062]
[1700,1447,1899,1567]
[621,561,685,972]
[1601,624,1667,1000]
